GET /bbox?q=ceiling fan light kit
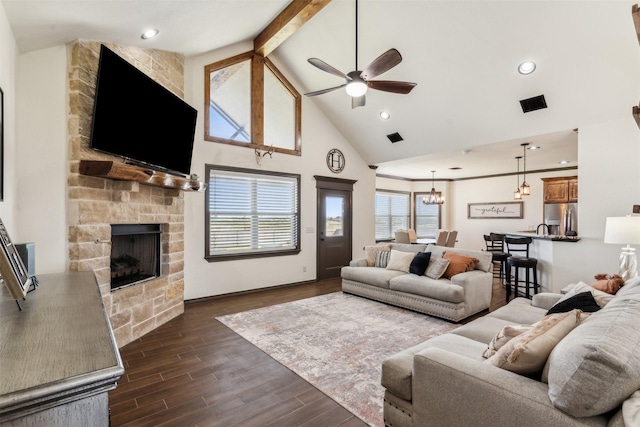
[304,0,416,108]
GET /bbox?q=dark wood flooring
[109,275,508,426]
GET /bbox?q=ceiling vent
[386,132,404,143]
[520,95,547,113]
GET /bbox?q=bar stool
[504,236,539,302]
[483,233,509,283]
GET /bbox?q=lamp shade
[604,216,640,245]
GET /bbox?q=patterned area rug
[216,292,458,426]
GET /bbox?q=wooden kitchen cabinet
[542,176,578,203]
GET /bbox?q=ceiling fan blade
[360,48,403,80]
[304,84,346,97]
[368,80,417,94]
[307,58,350,80]
[352,95,366,109]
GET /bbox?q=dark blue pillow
[410,252,431,276]
[547,291,601,315]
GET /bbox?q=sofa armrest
[349,258,368,267]
[531,292,563,310]
[412,347,605,427]
[450,270,493,316]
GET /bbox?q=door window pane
[326,196,344,237]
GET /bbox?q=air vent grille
[386,132,403,143]
[520,95,547,113]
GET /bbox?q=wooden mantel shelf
[79,160,206,192]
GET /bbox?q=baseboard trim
[184,278,324,304]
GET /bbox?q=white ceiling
[4,0,639,179]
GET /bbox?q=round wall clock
[326,148,345,173]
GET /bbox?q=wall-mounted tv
[89,45,197,177]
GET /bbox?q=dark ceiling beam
[254,0,332,57]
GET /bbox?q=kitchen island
[504,232,583,294]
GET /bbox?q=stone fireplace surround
[67,40,187,347]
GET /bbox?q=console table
[0,271,123,426]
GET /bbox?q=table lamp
[604,216,640,281]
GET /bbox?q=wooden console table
[0,271,124,426]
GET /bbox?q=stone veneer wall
[67,40,186,347]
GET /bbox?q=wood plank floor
[109,275,507,426]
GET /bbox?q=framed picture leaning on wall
[0,217,32,301]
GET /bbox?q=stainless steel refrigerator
[544,203,578,236]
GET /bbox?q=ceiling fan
[304,0,417,108]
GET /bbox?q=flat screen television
[89,45,197,177]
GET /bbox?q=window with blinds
[375,190,410,240]
[414,193,442,238]
[205,165,300,261]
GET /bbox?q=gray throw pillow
[425,258,450,279]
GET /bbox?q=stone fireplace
[66,40,187,347]
[110,224,161,291]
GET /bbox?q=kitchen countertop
[506,231,581,242]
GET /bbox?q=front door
[315,176,356,280]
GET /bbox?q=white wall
[15,46,68,274]
[0,2,17,231]
[182,42,376,300]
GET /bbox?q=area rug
[216,292,458,426]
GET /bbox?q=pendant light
[423,170,444,205]
[514,156,522,200]
[520,142,530,196]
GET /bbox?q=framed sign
[0,217,32,300]
[467,201,523,219]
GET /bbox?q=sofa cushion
[409,251,431,276]
[340,266,405,289]
[381,333,487,401]
[389,275,465,303]
[386,249,417,273]
[364,244,390,266]
[617,276,640,298]
[488,297,548,324]
[546,291,600,315]
[485,309,583,374]
[546,295,640,417]
[442,252,479,279]
[425,257,449,279]
[450,315,519,344]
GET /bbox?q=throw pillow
[484,309,583,374]
[590,273,625,294]
[558,281,614,308]
[482,324,533,359]
[425,258,450,279]
[386,250,416,273]
[375,250,391,268]
[623,390,640,427]
[409,252,431,276]
[441,252,479,280]
[546,291,601,315]
[364,244,390,267]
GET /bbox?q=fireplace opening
[110,224,161,291]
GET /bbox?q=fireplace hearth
[110,224,161,291]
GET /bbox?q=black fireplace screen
[110,224,161,291]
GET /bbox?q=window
[414,193,442,238]
[375,190,410,241]
[205,165,301,261]
[204,52,301,155]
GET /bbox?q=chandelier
[423,170,444,205]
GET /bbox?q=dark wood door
[315,176,356,281]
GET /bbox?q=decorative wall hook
[255,145,274,165]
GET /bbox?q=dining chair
[407,229,418,244]
[435,229,449,246]
[445,230,458,247]
[394,230,410,244]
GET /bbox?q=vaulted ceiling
[4,0,639,179]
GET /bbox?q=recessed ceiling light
[141,29,159,40]
[528,145,540,150]
[379,111,390,120]
[518,60,536,75]
[559,160,570,164]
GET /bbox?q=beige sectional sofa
[381,277,640,427]
[341,243,493,322]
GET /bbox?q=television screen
[89,45,197,176]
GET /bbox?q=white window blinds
[206,166,300,260]
[375,191,410,240]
